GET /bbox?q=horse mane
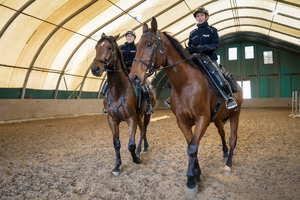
[162,32,220,96]
[97,36,129,77]
[162,32,198,69]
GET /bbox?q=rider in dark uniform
[101,30,154,115]
[188,7,237,110]
[119,30,136,74]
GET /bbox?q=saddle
[220,64,239,93]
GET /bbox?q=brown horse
[129,17,243,194]
[90,33,156,176]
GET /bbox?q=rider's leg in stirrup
[141,85,154,114]
[199,56,237,110]
[101,81,108,115]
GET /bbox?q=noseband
[133,31,164,75]
[93,39,122,72]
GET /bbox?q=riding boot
[101,80,108,95]
[141,85,154,114]
[198,55,238,110]
[101,81,108,115]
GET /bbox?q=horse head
[90,33,120,77]
[129,17,165,87]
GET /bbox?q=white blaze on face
[101,42,105,46]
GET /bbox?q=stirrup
[165,97,170,107]
[226,97,238,110]
[102,108,108,115]
[146,106,154,115]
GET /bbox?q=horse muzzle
[91,65,103,77]
[129,74,142,87]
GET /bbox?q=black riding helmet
[125,30,136,38]
[193,7,209,18]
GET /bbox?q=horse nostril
[95,66,101,73]
[132,74,141,85]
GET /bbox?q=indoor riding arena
[1,0,300,200]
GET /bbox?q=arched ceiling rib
[0,0,300,99]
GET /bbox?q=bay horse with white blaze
[129,17,243,194]
[90,33,156,176]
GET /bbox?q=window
[228,47,237,60]
[245,46,254,59]
[237,80,251,99]
[263,51,273,64]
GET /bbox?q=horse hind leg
[214,121,229,161]
[136,113,151,156]
[142,113,151,153]
[224,112,240,172]
[136,114,144,157]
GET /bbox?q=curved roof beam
[21,0,98,99]
[0,0,36,38]
[54,0,146,99]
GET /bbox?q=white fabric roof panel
[0,0,299,98]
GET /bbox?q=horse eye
[147,42,152,47]
[107,46,112,50]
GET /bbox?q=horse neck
[163,50,198,91]
[106,59,128,97]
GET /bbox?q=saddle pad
[131,82,140,100]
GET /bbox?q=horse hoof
[223,166,231,174]
[112,171,119,176]
[186,184,198,194]
[134,157,142,164]
[143,149,148,154]
[223,157,228,162]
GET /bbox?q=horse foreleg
[107,116,122,176]
[214,121,229,161]
[176,118,199,193]
[225,111,240,171]
[128,117,142,164]
[186,117,210,194]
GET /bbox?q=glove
[196,45,204,53]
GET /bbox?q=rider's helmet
[193,7,209,18]
[125,30,136,38]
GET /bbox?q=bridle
[133,30,164,76]
[133,31,197,77]
[93,39,122,73]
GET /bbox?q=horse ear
[150,17,157,32]
[113,34,120,41]
[101,33,106,38]
[143,23,149,33]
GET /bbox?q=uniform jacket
[188,21,219,61]
[119,42,136,67]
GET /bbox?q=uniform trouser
[141,85,153,114]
